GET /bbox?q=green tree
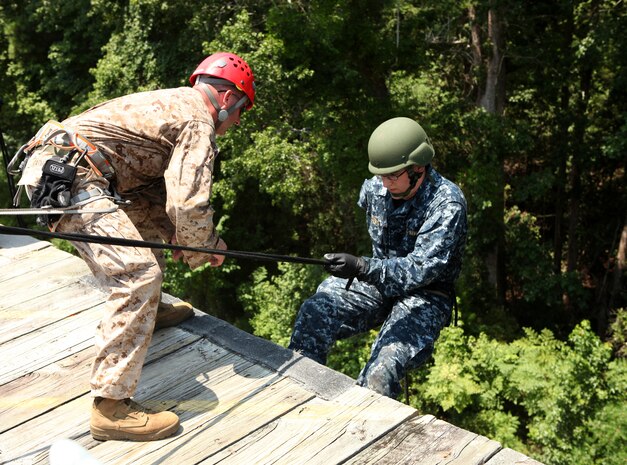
[0,3,625,462]
[415,319,626,465]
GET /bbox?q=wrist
[207,230,220,249]
[356,256,370,280]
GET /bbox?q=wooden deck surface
[0,231,544,465]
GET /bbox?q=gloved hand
[323,253,368,279]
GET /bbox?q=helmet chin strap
[197,84,229,121]
[195,79,248,122]
[390,168,425,199]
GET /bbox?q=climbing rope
[0,224,326,266]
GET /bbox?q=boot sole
[90,421,180,442]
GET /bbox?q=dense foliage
[1,1,624,464]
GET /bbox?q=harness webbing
[0,224,326,266]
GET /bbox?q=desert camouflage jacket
[63,87,219,268]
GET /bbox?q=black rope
[0,224,327,266]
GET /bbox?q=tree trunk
[478,7,506,115]
[553,84,570,276]
[470,3,507,304]
[564,26,593,313]
[469,6,482,69]
[597,217,627,337]
[610,219,627,312]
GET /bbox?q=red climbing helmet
[189,52,256,110]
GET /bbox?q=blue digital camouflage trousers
[288,276,451,399]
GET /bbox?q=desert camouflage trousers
[56,184,172,399]
[289,276,451,399]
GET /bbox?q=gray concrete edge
[178,306,356,401]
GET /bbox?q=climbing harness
[1,121,323,265]
[4,120,120,226]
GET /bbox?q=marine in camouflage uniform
[55,84,226,399]
[17,53,256,441]
[289,117,467,399]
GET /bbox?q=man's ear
[220,89,233,109]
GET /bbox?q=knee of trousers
[362,344,415,388]
[290,295,337,357]
[359,362,401,399]
[139,263,164,296]
[119,258,164,306]
[295,292,337,321]
[292,299,328,346]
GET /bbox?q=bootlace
[122,398,153,416]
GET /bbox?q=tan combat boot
[90,397,180,441]
[154,300,194,331]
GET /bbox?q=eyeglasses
[379,169,408,181]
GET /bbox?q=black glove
[323,253,368,279]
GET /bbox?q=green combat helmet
[367,117,434,174]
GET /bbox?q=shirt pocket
[367,213,386,246]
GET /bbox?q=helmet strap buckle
[195,83,231,122]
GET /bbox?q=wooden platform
[0,231,543,465]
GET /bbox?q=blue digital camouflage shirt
[289,165,468,398]
[357,166,467,298]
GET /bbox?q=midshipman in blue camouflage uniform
[289,117,467,399]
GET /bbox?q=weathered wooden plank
[486,448,544,465]
[345,415,502,465]
[123,338,257,411]
[0,273,94,311]
[0,243,47,267]
[6,340,270,464]
[0,347,93,435]
[0,235,546,465]
[0,393,94,464]
[290,387,416,464]
[0,244,76,280]
[0,281,106,344]
[201,387,415,465]
[86,345,315,465]
[0,304,103,385]
[0,327,201,434]
[0,232,50,261]
[343,414,436,464]
[422,419,502,465]
[0,260,91,308]
[96,377,313,465]
[0,268,93,315]
[204,385,416,465]
[0,338,241,464]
